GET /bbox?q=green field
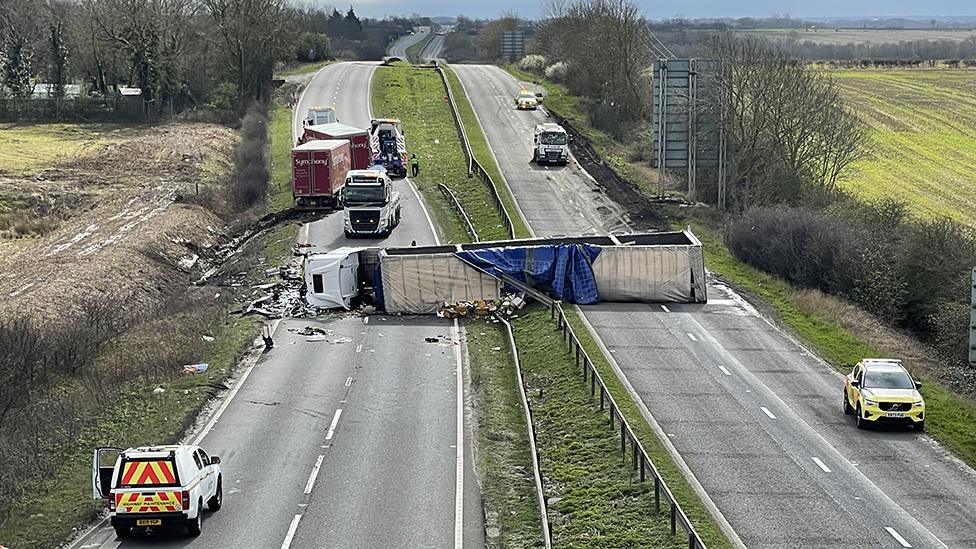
[743,28,976,45]
[0,123,121,175]
[834,69,976,226]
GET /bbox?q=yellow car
[844,359,925,430]
[515,91,538,110]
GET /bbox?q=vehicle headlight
[914,400,924,407]
[863,398,877,406]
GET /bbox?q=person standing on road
[410,153,420,177]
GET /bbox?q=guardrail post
[670,504,677,535]
[689,534,696,549]
[640,455,646,482]
[609,404,615,429]
[654,477,661,513]
[575,344,580,367]
[620,425,626,461]
[599,387,605,411]
[590,369,596,395]
[632,441,638,470]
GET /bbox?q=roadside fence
[549,301,709,549]
[435,66,517,240]
[437,183,479,242]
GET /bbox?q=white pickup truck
[93,445,222,538]
[341,168,402,238]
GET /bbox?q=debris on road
[435,293,528,319]
[201,335,215,342]
[425,337,440,343]
[181,363,209,374]
[152,387,166,394]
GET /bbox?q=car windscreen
[117,458,179,487]
[519,93,536,100]
[345,185,385,203]
[863,369,914,390]
[541,132,567,145]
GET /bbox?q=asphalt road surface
[70,62,484,549]
[454,63,976,549]
[420,30,447,63]
[388,27,429,60]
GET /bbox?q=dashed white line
[345,376,353,387]
[660,304,671,313]
[452,318,464,549]
[718,365,732,376]
[303,455,325,494]
[280,514,303,549]
[812,457,832,473]
[687,333,699,342]
[885,527,913,548]
[325,409,343,440]
[363,316,369,325]
[356,343,363,353]
[760,407,777,419]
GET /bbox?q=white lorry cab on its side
[532,123,569,165]
[93,445,222,538]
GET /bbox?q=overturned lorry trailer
[304,231,707,313]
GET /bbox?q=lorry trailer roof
[305,122,368,137]
[294,139,349,151]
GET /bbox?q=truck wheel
[208,477,222,511]
[187,502,203,536]
[114,525,131,539]
[396,209,402,226]
[344,230,353,239]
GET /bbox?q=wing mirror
[850,380,860,387]
[914,381,923,389]
[210,456,221,465]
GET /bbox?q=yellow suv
[844,359,925,431]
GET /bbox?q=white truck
[304,105,338,126]
[93,445,222,538]
[531,123,570,165]
[341,168,401,238]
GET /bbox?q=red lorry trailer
[291,139,351,209]
[302,123,372,170]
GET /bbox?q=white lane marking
[300,223,310,245]
[280,514,303,549]
[345,376,353,387]
[293,63,336,142]
[885,527,913,548]
[718,365,732,376]
[303,455,325,494]
[325,409,343,440]
[356,343,363,353]
[452,318,464,549]
[686,333,698,342]
[760,407,777,419]
[660,304,671,313]
[406,177,441,245]
[812,457,832,473]
[363,316,369,325]
[190,319,280,445]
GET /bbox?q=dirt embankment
[0,123,238,323]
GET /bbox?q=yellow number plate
[136,519,162,526]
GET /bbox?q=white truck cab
[341,168,402,237]
[304,105,338,126]
[532,123,569,165]
[93,445,222,538]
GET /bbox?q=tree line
[0,0,415,115]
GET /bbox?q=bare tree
[702,34,867,210]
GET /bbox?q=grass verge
[443,66,532,239]
[513,305,727,548]
[269,99,295,214]
[690,222,976,469]
[370,64,509,243]
[466,319,545,548]
[0,314,260,549]
[275,60,333,78]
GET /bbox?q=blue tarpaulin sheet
[455,244,601,304]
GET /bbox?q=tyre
[114,525,130,539]
[843,392,853,415]
[208,478,222,511]
[344,230,353,239]
[187,503,202,536]
[531,150,537,164]
[856,405,868,430]
[915,420,925,432]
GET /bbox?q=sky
[344,0,975,21]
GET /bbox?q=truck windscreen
[345,186,385,204]
[541,132,567,145]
